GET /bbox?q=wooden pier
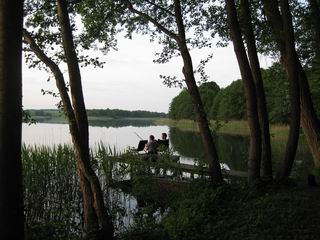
[105,154,247,181]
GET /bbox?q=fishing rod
[134,132,144,140]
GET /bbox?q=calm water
[22,120,314,176]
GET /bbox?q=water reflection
[22,122,169,152]
[35,118,160,128]
[88,119,159,128]
[169,128,248,171]
[22,120,314,176]
[169,127,313,177]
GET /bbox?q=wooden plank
[107,155,247,178]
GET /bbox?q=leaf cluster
[24,0,105,72]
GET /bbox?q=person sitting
[144,135,158,154]
[157,132,169,150]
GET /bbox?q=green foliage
[22,109,36,125]
[23,0,105,71]
[169,81,220,120]
[306,64,320,117]
[78,0,215,59]
[29,108,166,120]
[169,62,320,123]
[211,79,246,120]
[168,90,194,120]
[162,182,320,240]
[87,108,167,118]
[261,63,290,123]
[22,144,82,239]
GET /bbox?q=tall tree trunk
[122,0,223,183]
[24,1,115,238]
[226,0,262,184]
[174,0,223,183]
[0,0,24,239]
[263,0,320,177]
[309,0,320,62]
[240,0,273,180]
[276,0,301,180]
[56,0,115,238]
[23,29,100,237]
[124,0,223,183]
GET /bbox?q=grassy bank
[120,179,320,240]
[156,118,291,141]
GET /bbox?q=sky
[22,34,272,113]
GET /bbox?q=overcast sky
[22,34,272,113]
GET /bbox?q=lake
[22,119,314,235]
[22,119,314,177]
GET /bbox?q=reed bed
[23,144,82,239]
[22,143,137,239]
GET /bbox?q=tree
[0,0,25,239]
[262,64,290,124]
[308,0,320,64]
[276,0,301,180]
[23,0,114,238]
[169,89,195,120]
[239,0,273,179]
[169,82,220,120]
[225,0,262,183]
[211,80,246,120]
[262,0,320,179]
[79,0,223,182]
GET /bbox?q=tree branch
[145,0,175,17]
[174,0,186,43]
[23,29,75,121]
[123,0,178,40]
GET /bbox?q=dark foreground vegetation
[23,145,320,240]
[122,180,320,240]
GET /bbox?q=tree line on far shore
[27,108,167,119]
[169,63,320,124]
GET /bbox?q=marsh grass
[23,143,172,238]
[22,144,82,239]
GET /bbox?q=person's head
[161,133,167,140]
[149,135,155,141]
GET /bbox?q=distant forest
[169,63,320,124]
[27,108,167,119]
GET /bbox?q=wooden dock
[105,154,247,180]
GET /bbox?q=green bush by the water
[168,63,320,123]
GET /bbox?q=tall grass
[22,144,138,238]
[22,144,82,239]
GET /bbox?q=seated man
[144,135,158,154]
[157,132,169,150]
